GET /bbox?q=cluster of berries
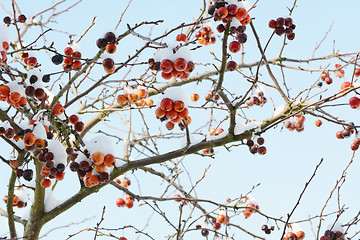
[336,125,355,140]
[213,211,230,230]
[208,1,251,26]
[69,136,115,188]
[0,81,27,109]
[246,91,267,107]
[149,57,194,80]
[246,137,267,155]
[338,130,359,151]
[0,125,18,141]
[269,17,296,40]
[173,194,188,205]
[334,64,345,78]
[68,114,85,132]
[114,175,131,189]
[320,229,345,240]
[116,86,154,107]
[3,14,26,26]
[196,26,216,45]
[243,197,259,218]
[149,35,195,80]
[115,194,134,209]
[60,45,82,72]
[261,224,275,235]
[319,71,333,85]
[3,187,28,208]
[97,32,118,74]
[37,140,68,188]
[284,115,306,133]
[284,230,305,240]
[194,223,210,237]
[155,98,191,131]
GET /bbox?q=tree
[0,0,359,239]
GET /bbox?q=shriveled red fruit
[155,107,166,119]
[69,114,79,124]
[41,178,51,188]
[161,71,172,80]
[216,24,225,33]
[72,51,82,58]
[160,98,174,111]
[63,57,73,66]
[104,32,116,43]
[0,85,10,97]
[160,59,174,73]
[235,8,247,21]
[185,61,195,73]
[116,198,125,207]
[176,33,187,42]
[226,61,237,71]
[336,131,344,139]
[354,68,360,77]
[116,94,128,105]
[315,119,322,127]
[102,58,115,70]
[165,121,175,130]
[91,152,105,165]
[104,154,115,167]
[340,81,351,91]
[269,19,277,29]
[125,199,134,208]
[71,60,82,71]
[240,14,251,25]
[227,4,238,15]
[229,41,241,53]
[18,14,27,23]
[173,100,185,112]
[165,109,178,120]
[64,47,74,57]
[190,93,199,102]
[349,96,360,109]
[173,58,187,71]
[9,92,21,103]
[216,7,228,19]
[74,121,84,132]
[52,103,64,116]
[23,132,36,146]
[106,43,117,54]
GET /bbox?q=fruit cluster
[3,14,26,26]
[155,97,191,131]
[3,187,28,208]
[196,26,216,45]
[150,40,195,80]
[97,31,118,73]
[115,194,134,208]
[37,140,68,188]
[269,17,296,40]
[114,175,131,189]
[69,136,115,188]
[243,197,259,218]
[0,79,27,109]
[62,44,83,72]
[334,64,345,78]
[0,24,10,63]
[246,137,267,155]
[320,71,333,85]
[261,224,275,235]
[283,230,305,240]
[284,115,305,132]
[68,114,85,132]
[246,92,267,107]
[213,211,230,230]
[336,125,355,139]
[25,71,49,103]
[116,86,154,107]
[319,229,345,240]
[208,0,251,26]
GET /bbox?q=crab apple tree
[0,0,360,240]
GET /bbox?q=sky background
[1,0,360,239]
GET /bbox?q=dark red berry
[276,17,285,27]
[268,19,277,29]
[3,16,11,25]
[275,27,285,36]
[236,33,247,44]
[96,38,108,49]
[18,14,26,23]
[284,17,293,27]
[104,32,116,43]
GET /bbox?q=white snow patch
[234,120,262,135]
